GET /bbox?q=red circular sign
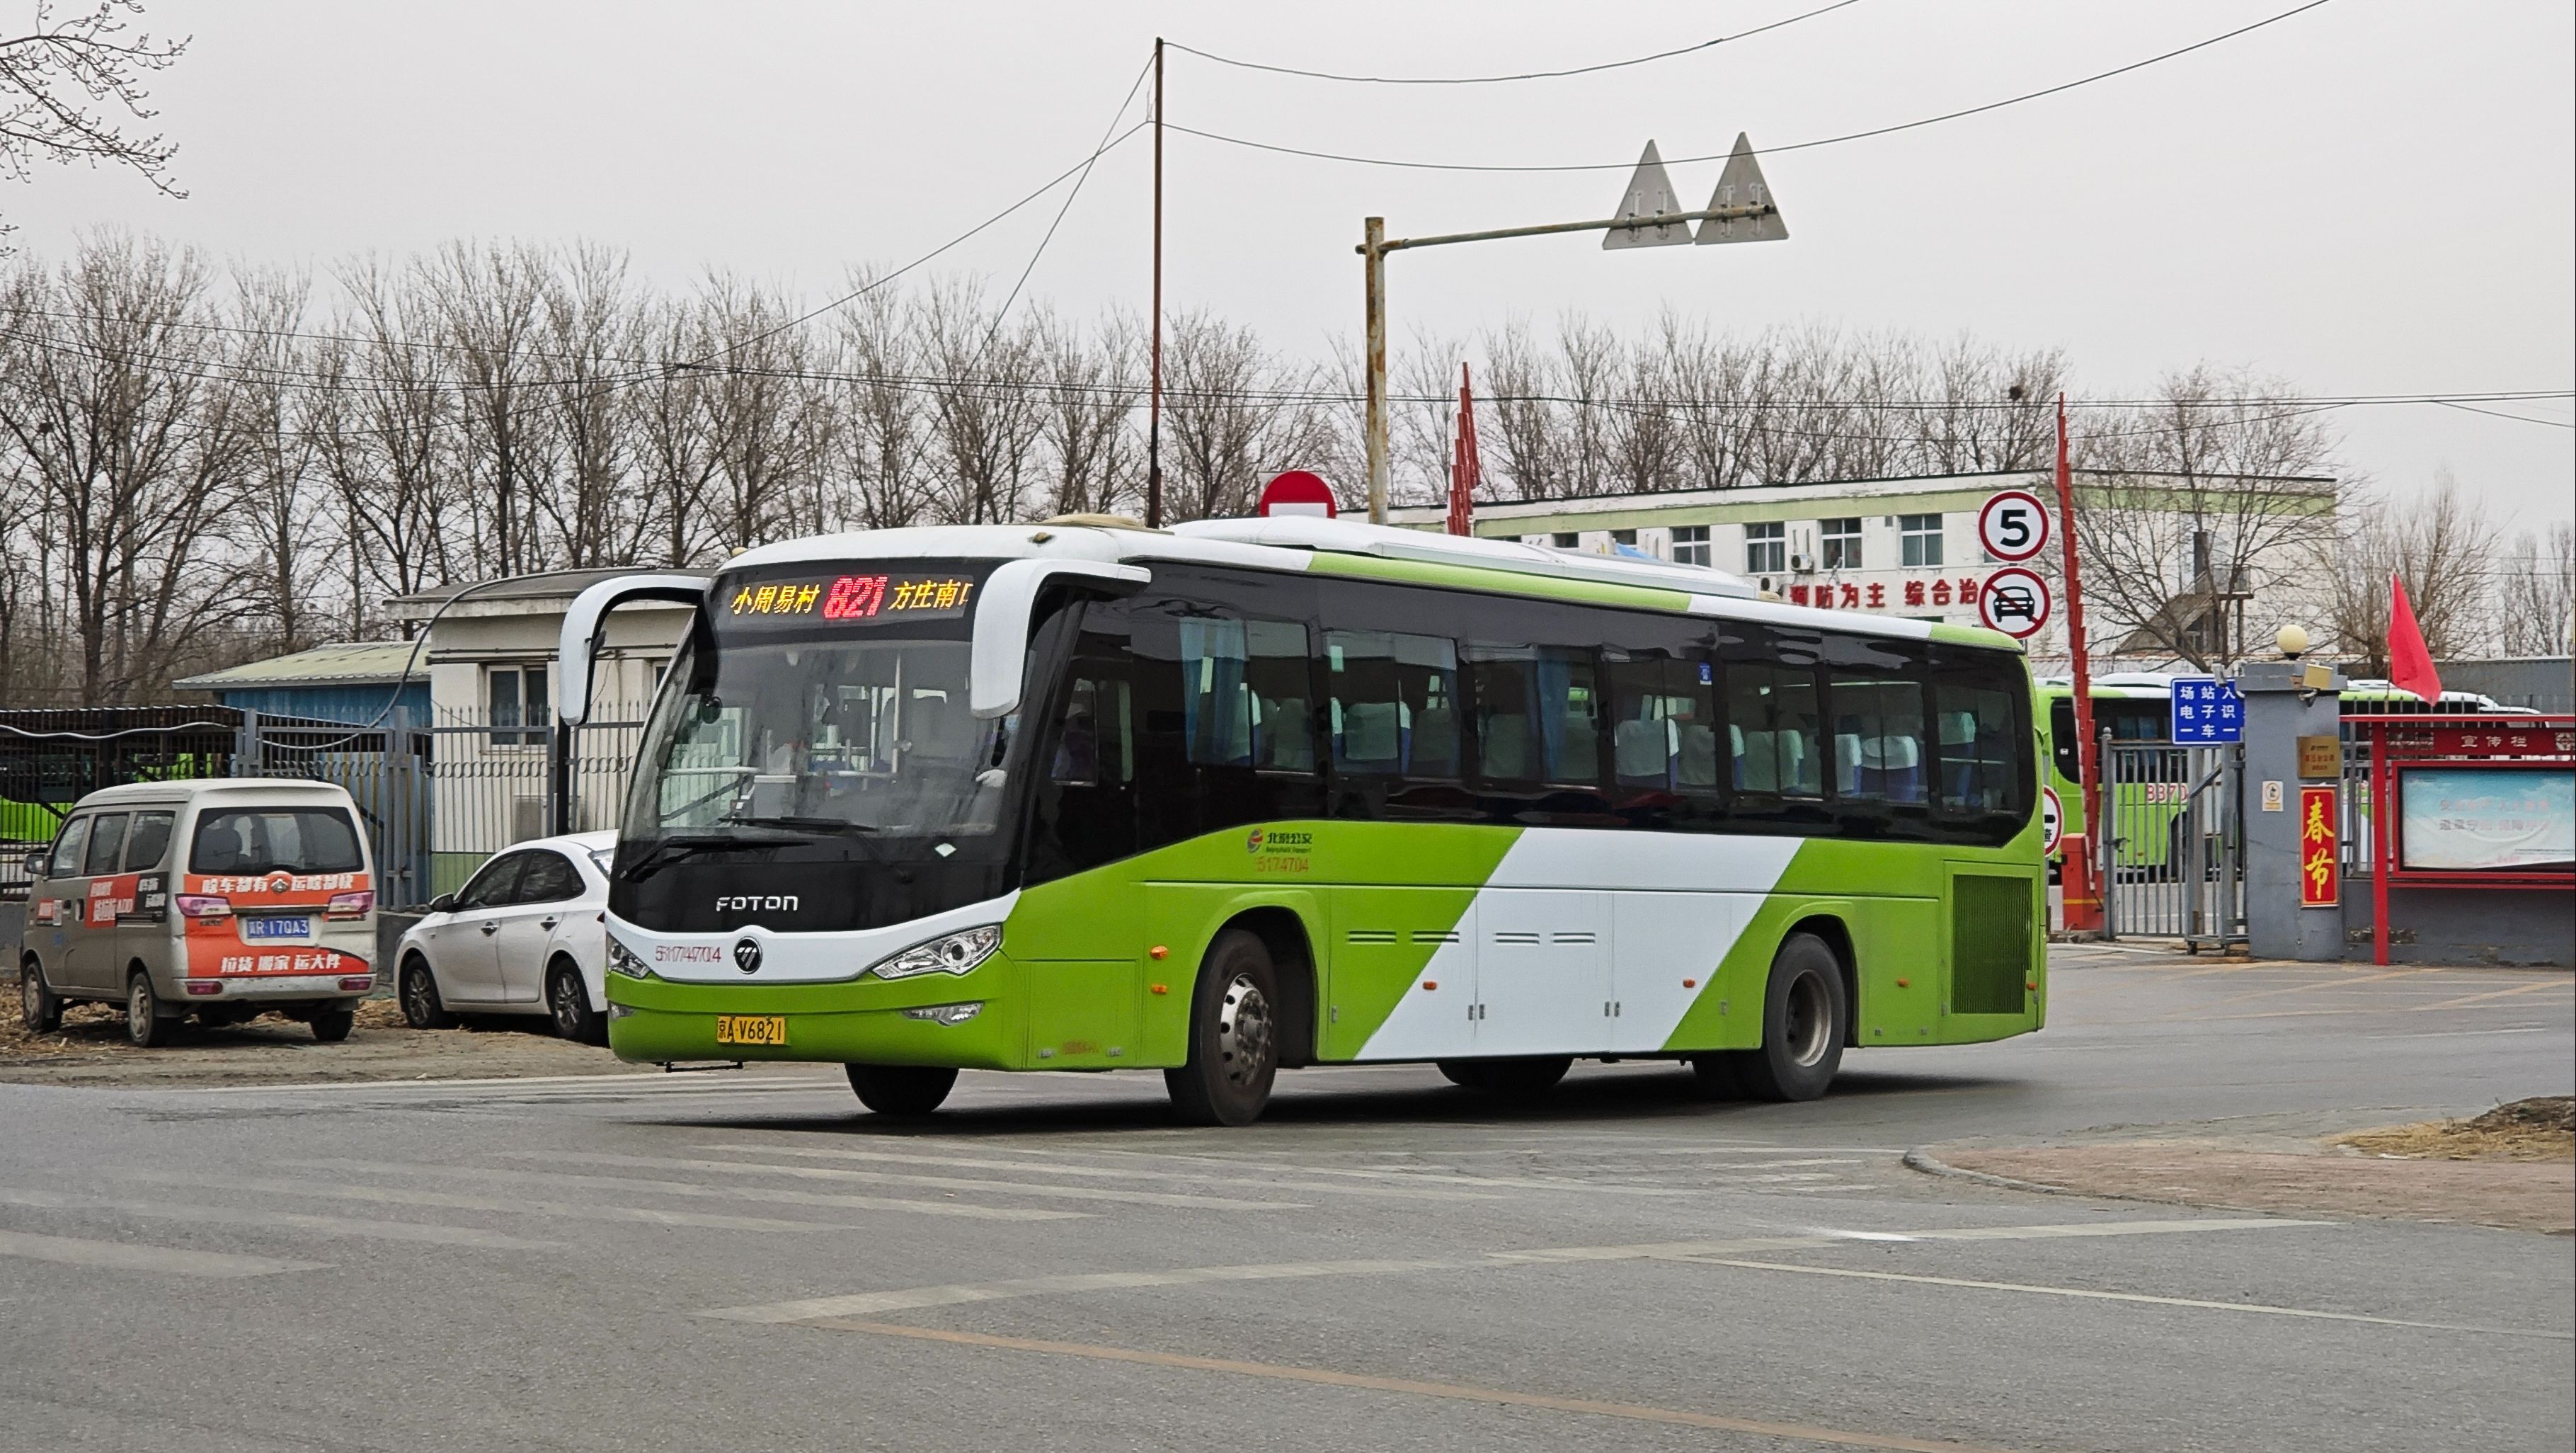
[1977,489,2051,562]
[1977,566,2052,638]
[1256,471,1338,518]
[2040,786,2064,855]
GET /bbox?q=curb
[1900,1147,2090,1200]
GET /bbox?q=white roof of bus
[724,518,1988,648]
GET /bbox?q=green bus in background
[573,517,2047,1124]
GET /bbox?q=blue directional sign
[2168,676,2243,743]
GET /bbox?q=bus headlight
[901,1002,983,1026]
[870,925,1000,981]
[605,937,654,979]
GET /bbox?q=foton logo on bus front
[714,895,799,913]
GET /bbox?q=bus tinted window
[1829,674,1928,804]
[1326,629,1460,779]
[1467,644,1601,786]
[1179,617,1314,773]
[1936,678,2025,816]
[1604,652,1719,792]
[1729,663,1824,798]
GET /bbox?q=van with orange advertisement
[18,779,379,1046]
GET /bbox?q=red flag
[2387,574,2442,702]
[1446,365,1480,537]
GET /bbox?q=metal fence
[2100,737,2245,949]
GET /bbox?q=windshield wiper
[718,814,878,835]
[620,831,811,882]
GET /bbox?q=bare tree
[536,242,650,568]
[425,239,554,578]
[230,264,328,653]
[1034,309,1138,518]
[830,275,934,531]
[2494,521,2575,658]
[0,231,247,700]
[2325,472,2495,673]
[0,1,188,241]
[316,256,462,637]
[2071,366,2342,672]
[696,269,829,547]
[1161,309,1334,522]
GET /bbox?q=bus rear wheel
[1734,933,1847,1102]
[847,1064,956,1117]
[1164,929,1278,1127]
[1437,1056,1571,1098]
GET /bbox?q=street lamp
[1358,136,1790,523]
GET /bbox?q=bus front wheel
[1164,929,1279,1127]
[1734,933,1848,1102]
[847,1064,956,1117]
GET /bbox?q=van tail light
[175,894,232,921]
[326,890,375,919]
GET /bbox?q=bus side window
[1325,629,1460,780]
[1465,644,1601,787]
[1029,624,1144,882]
[1602,651,1717,794]
[1935,674,2026,819]
[1827,669,1929,806]
[1177,617,1314,775]
[1727,663,1824,799]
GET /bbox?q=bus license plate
[715,1015,787,1047]
[244,916,311,940]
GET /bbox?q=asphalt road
[2,945,2569,1453]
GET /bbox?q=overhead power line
[1169,0,1865,85]
[1168,0,2340,173]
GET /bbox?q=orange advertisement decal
[2299,785,2340,908]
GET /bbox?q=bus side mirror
[969,559,1151,719]
[556,573,711,725]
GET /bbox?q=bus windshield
[624,563,1014,845]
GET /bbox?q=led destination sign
[721,572,979,627]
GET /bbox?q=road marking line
[520,1151,1310,1211]
[1044,1153,1710,1199]
[1676,1258,2575,1341]
[699,1217,2325,1322]
[2364,1025,2554,1040]
[702,1259,1457,1324]
[286,1159,1087,1223]
[803,1318,2028,1452]
[0,1226,325,1278]
[0,1187,559,1249]
[690,1142,1506,1202]
[113,1169,859,1233]
[2410,979,2572,1012]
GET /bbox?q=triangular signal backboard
[1603,140,1691,250]
[1695,133,1787,245]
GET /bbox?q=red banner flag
[1446,365,1480,538]
[2387,574,2443,702]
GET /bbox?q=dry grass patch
[2337,1098,2576,1163]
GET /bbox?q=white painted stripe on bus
[0,1227,326,1279]
[701,1217,2327,1323]
[112,1169,861,1233]
[688,1143,1507,1202]
[506,1151,1311,1212]
[0,1187,559,1249]
[285,1158,1086,1223]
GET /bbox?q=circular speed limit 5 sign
[1977,489,2051,562]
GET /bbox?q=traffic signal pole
[1356,199,1778,524]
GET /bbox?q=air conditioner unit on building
[1789,553,1816,574]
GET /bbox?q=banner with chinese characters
[2299,785,2339,906]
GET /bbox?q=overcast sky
[11,0,2571,531]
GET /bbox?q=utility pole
[1358,137,1784,524]
[1146,37,1165,528]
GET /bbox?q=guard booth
[2343,714,2575,966]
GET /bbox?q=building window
[1671,525,1710,567]
[1744,522,1786,576]
[487,663,550,746]
[1551,532,1579,549]
[1820,518,1863,570]
[1609,529,1637,547]
[1900,513,1944,568]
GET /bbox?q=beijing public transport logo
[733,938,763,974]
[1246,828,1314,873]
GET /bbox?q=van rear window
[189,808,365,875]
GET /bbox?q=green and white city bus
[564,516,2045,1124]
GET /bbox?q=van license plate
[714,1015,787,1047]
[244,916,311,940]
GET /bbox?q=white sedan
[395,830,617,1044]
